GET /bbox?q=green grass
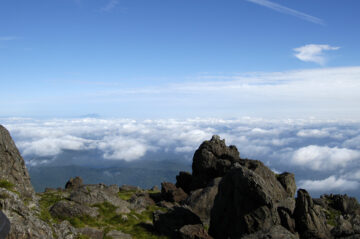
[37,191,65,223]
[37,189,170,238]
[118,190,136,201]
[0,180,14,190]
[325,208,341,227]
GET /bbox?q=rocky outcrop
[208,165,295,238]
[69,183,130,210]
[294,189,331,239]
[191,135,240,189]
[65,177,83,190]
[186,177,221,226]
[0,125,34,199]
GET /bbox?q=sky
[1,1,360,198]
[1,0,360,118]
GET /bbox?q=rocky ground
[1,125,360,238]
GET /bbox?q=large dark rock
[209,165,292,238]
[294,189,331,239]
[191,135,240,189]
[65,176,83,190]
[176,171,193,194]
[186,177,221,226]
[0,125,34,199]
[153,206,202,238]
[161,182,188,203]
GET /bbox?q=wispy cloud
[246,0,324,25]
[294,44,340,65]
[0,36,17,41]
[101,0,119,12]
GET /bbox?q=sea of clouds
[2,117,360,198]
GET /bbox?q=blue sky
[1,0,360,118]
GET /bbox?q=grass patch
[325,208,341,227]
[118,191,136,201]
[0,180,14,191]
[37,191,65,223]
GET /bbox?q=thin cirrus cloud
[246,0,324,25]
[294,44,340,65]
[100,0,119,12]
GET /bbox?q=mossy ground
[38,189,169,239]
[0,179,14,190]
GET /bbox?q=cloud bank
[2,117,360,198]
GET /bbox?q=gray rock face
[50,200,99,219]
[191,135,240,189]
[294,189,331,239]
[0,188,75,239]
[277,172,297,198]
[186,177,221,226]
[129,192,155,213]
[0,125,34,199]
[70,184,130,209]
[209,165,292,238]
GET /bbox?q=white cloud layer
[294,44,340,65]
[292,145,360,171]
[299,176,360,192]
[3,117,360,197]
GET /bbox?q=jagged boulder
[70,184,130,210]
[186,177,221,226]
[209,165,292,238]
[191,135,240,189]
[294,189,331,239]
[277,172,297,198]
[161,182,188,203]
[0,125,34,199]
[65,176,83,190]
[153,206,202,238]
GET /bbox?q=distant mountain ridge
[28,163,191,192]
